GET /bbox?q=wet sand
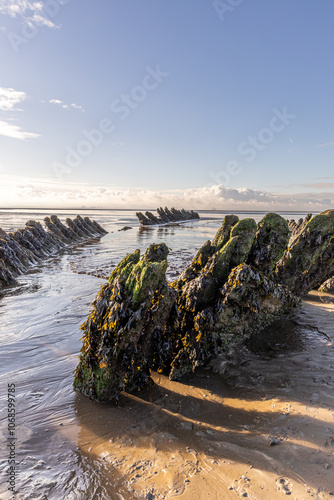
[53,292,334,499]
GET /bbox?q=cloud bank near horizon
[0,177,333,211]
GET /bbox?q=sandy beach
[61,291,334,500]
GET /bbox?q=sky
[0,0,333,210]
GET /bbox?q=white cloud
[0,1,59,29]
[303,182,334,190]
[0,119,40,140]
[316,138,334,147]
[49,99,85,112]
[0,177,332,210]
[70,103,85,112]
[0,86,26,111]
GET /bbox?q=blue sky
[0,0,333,209]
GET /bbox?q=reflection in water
[244,317,321,355]
[157,226,176,237]
[137,224,178,242]
[137,225,154,242]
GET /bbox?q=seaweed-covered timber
[319,276,334,294]
[287,213,312,243]
[74,209,334,402]
[0,215,107,291]
[136,206,200,226]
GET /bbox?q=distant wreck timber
[0,215,107,291]
[319,276,334,294]
[74,209,334,402]
[287,213,313,243]
[136,206,200,226]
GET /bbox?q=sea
[0,208,333,499]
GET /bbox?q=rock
[118,226,133,232]
[169,263,299,380]
[173,218,257,315]
[275,210,334,295]
[205,218,257,282]
[73,243,176,402]
[0,228,9,240]
[211,214,240,249]
[173,214,240,289]
[136,207,200,226]
[214,264,299,339]
[319,276,334,294]
[156,219,259,379]
[173,239,214,289]
[247,213,290,275]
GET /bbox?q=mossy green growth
[74,242,175,402]
[208,236,238,281]
[192,240,213,269]
[276,210,334,281]
[172,215,243,290]
[142,242,169,262]
[172,240,213,289]
[108,249,140,285]
[212,214,239,250]
[125,259,168,306]
[228,218,257,266]
[274,210,334,294]
[230,218,257,238]
[302,209,334,237]
[73,356,112,401]
[247,213,290,275]
[205,218,256,284]
[212,263,300,338]
[123,243,169,306]
[257,212,289,234]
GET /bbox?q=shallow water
[1,209,333,499]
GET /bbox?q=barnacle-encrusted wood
[136,206,200,226]
[74,243,176,402]
[0,215,107,290]
[74,210,334,402]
